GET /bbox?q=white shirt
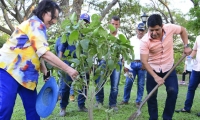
[192,35,200,71]
[185,60,193,71]
[130,35,141,60]
[124,35,142,70]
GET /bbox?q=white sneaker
[180,81,186,85]
[59,108,66,117]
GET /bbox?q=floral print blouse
[0,15,50,90]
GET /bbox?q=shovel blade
[128,110,141,120]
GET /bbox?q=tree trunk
[71,0,84,20]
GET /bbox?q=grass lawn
[11,74,200,120]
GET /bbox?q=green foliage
[186,0,200,36]
[0,33,9,48]
[60,13,134,88]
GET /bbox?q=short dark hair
[111,16,120,22]
[32,0,61,22]
[147,14,162,27]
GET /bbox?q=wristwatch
[184,44,190,48]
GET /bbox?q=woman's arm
[41,51,78,79]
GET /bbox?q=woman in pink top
[140,14,192,120]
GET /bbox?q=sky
[140,0,194,14]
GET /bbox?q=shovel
[128,54,187,120]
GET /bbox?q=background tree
[186,0,200,36]
[0,0,39,35]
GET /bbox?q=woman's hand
[66,67,79,80]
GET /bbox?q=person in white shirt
[95,16,123,111]
[180,56,194,85]
[175,35,200,117]
[119,23,146,108]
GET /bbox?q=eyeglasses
[46,12,58,21]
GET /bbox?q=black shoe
[78,106,88,112]
[196,113,200,117]
[109,106,118,112]
[175,108,191,113]
[135,102,141,108]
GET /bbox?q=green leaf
[73,24,79,30]
[80,54,87,59]
[92,66,101,80]
[61,18,71,29]
[86,57,93,68]
[64,50,70,56]
[68,58,80,65]
[98,26,108,38]
[107,59,114,69]
[118,34,127,44]
[69,30,79,45]
[65,26,72,32]
[107,34,117,41]
[108,24,116,32]
[76,43,81,59]
[89,47,97,57]
[70,12,77,24]
[80,28,92,34]
[89,14,101,29]
[80,39,90,50]
[115,63,121,72]
[61,34,67,43]
[92,27,99,36]
[91,14,100,22]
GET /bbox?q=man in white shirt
[119,23,146,108]
[95,16,123,111]
[175,35,200,117]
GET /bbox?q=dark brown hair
[32,0,61,22]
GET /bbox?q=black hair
[111,16,120,22]
[147,14,162,27]
[32,0,61,22]
[83,19,90,23]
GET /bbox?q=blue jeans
[184,70,200,111]
[95,60,122,107]
[146,69,178,120]
[123,61,146,103]
[0,68,40,120]
[59,61,88,109]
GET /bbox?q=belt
[134,60,141,62]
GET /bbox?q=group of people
[0,0,200,120]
